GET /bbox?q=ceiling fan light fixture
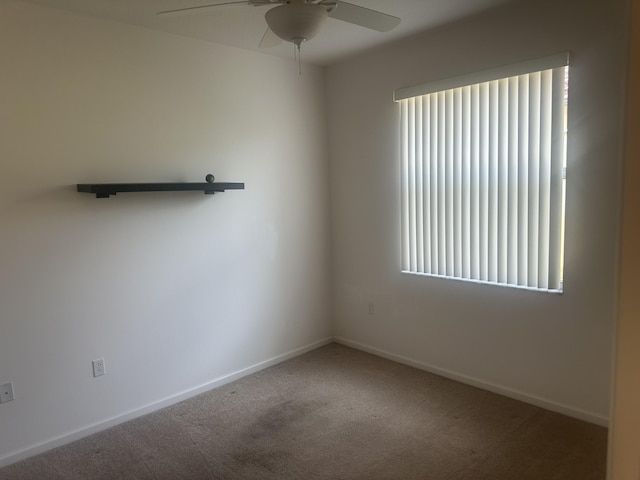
[265,3,328,44]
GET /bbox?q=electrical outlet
[368,302,375,315]
[92,358,106,377]
[0,382,14,404]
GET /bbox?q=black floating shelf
[77,182,244,199]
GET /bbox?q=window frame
[394,53,570,293]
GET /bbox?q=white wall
[0,0,332,465]
[327,0,627,424]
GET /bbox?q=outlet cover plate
[92,358,105,377]
[0,382,14,403]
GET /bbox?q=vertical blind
[396,54,569,292]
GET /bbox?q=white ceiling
[16,0,514,66]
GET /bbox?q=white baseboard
[0,337,333,469]
[334,336,609,427]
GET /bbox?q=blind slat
[527,72,541,288]
[430,94,439,272]
[498,78,509,284]
[454,88,463,279]
[462,86,472,279]
[401,100,410,271]
[470,84,481,280]
[547,67,566,289]
[438,92,447,275]
[415,98,424,273]
[423,96,432,274]
[489,80,499,283]
[446,90,455,276]
[517,75,529,286]
[479,83,489,281]
[507,77,519,285]
[538,69,553,289]
[408,98,417,272]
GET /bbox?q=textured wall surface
[0,0,332,465]
[327,0,628,424]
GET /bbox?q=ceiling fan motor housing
[265,3,329,45]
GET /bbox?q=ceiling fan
[157,0,401,49]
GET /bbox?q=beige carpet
[0,343,607,479]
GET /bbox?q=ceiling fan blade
[156,1,248,17]
[259,27,282,48]
[327,1,400,32]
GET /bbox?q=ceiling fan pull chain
[292,40,302,75]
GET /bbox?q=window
[395,54,569,292]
